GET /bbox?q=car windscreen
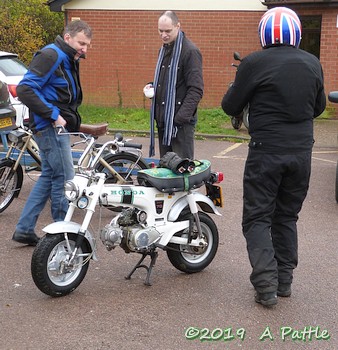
[0,57,27,77]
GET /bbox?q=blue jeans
[15,125,74,234]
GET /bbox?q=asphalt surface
[1,120,338,350]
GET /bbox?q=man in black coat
[221,7,326,307]
[146,10,204,159]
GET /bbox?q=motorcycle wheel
[0,159,23,213]
[335,161,338,203]
[31,233,91,297]
[242,105,250,130]
[95,152,149,185]
[230,116,243,130]
[167,212,219,273]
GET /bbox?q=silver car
[0,51,28,126]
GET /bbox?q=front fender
[42,221,98,261]
[168,192,222,222]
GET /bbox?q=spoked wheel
[95,153,149,185]
[335,161,338,203]
[230,115,243,130]
[242,104,250,130]
[31,233,91,297]
[0,159,23,213]
[167,212,219,273]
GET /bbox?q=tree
[0,0,64,64]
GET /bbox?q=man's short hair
[63,20,93,39]
[160,11,179,25]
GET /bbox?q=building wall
[64,7,338,109]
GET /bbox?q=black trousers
[157,124,195,159]
[242,149,312,293]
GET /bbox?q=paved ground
[0,120,337,350]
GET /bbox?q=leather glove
[159,152,195,174]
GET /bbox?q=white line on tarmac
[313,150,338,154]
[312,157,336,164]
[214,143,243,157]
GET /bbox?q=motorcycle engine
[100,208,161,252]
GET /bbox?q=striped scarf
[149,30,184,157]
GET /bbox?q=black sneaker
[277,283,291,297]
[12,231,40,246]
[255,291,278,307]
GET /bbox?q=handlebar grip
[123,142,142,149]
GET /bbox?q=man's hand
[54,115,67,128]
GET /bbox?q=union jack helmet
[259,7,302,48]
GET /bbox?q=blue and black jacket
[17,35,83,132]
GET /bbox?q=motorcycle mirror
[328,91,338,103]
[233,52,242,61]
[114,132,123,142]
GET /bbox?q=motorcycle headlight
[77,196,89,209]
[64,180,80,201]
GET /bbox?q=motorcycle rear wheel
[95,152,149,185]
[0,159,23,213]
[31,233,91,297]
[167,212,219,273]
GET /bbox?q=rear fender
[168,192,222,222]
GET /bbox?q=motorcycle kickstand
[125,250,158,286]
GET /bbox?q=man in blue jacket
[12,20,92,246]
[221,7,326,307]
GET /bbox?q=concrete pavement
[0,120,337,349]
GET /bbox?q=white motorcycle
[31,134,224,297]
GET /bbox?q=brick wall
[66,9,338,110]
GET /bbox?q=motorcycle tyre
[167,212,219,273]
[242,105,250,130]
[95,152,149,185]
[230,116,242,130]
[31,233,91,297]
[0,159,23,213]
[335,161,338,203]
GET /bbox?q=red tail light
[7,84,18,98]
[210,171,224,184]
[214,172,224,183]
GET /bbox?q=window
[299,16,322,58]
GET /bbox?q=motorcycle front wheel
[0,159,23,213]
[95,152,149,185]
[242,104,250,130]
[31,233,91,297]
[335,161,338,203]
[167,212,219,273]
[230,115,243,130]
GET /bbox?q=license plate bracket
[206,183,223,208]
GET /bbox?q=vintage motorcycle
[31,133,224,297]
[0,122,149,213]
[228,52,249,131]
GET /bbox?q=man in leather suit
[221,7,326,307]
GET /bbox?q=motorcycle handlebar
[122,142,143,149]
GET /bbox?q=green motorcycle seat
[137,160,211,193]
